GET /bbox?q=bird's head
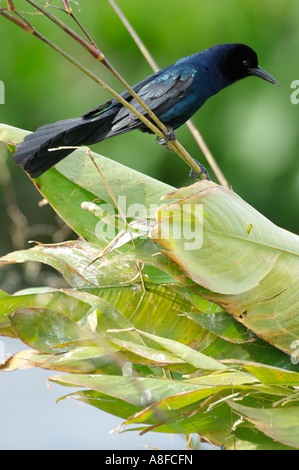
[218,43,280,87]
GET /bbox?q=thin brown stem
[25,0,103,59]
[186,121,229,188]
[108,0,159,73]
[58,2,98,49]
[61,0,72,14]
[6,0,16,12]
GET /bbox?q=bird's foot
[156,127,177,147]
[189,159,211,181]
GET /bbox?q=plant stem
[108,0,159,73]
[186,121,229,188]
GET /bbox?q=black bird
[14,43,280,178]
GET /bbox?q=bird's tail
[13,113,115,178]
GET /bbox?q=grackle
[14,43,280,178]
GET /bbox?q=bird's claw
[156,128,176,146]
[189,159,211,181]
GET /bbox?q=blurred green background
[0,0,298,293]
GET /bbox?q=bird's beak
[248,65,281,87]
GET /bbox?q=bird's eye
[243,59,249,67]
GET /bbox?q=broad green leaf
[124,402,239,445]
[0,347,122,374]
[96,238,197,286]
[0,240,140,289]
[60,390,142,420]
[34,170,111,246]
[0,289,90,338]
[231,428,296,450]
[54,143,174,213]
[135,329,227,370]
[0,237,195,290]
[64,290,146,346]
[242,363,299,385]
[9,308,114,353]
[186,369,258,386]
[0,290,91,321]
[186,311,253,344]
[49,373,203,408]
[230,402,299,449]
[1,273,294,371]
[151,181,299,356]
[151,181,299,293]
[0,124,29,144]
[104,336,185,365]
[170,285,253,344]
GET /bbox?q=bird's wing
[127,68,196,117]
[108,67,197,132]
[137,69,196,111]
[82,66,196,123]
[81,70,161,119]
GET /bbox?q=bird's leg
[155,127,177,152]
[189,158,211,181]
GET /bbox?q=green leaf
[0,347,122,374]
[9,308,113,353]
[0,240,140,288]
[135,329,227,370]
[49,373,202,408]
[242,363,299,385]
[171,285,252,344]
[151,181,299,356]
[0,124,29,146]
[101,336,185,366]
[60,390,142,420]
[230,402,299,449]
[0,289,90,338]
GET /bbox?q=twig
[108,0,230,188]
[61,0,72,14]
[186,121,229,188]
[25,0,103,59]
[108,0,159,73]
[58,1,98,49]
[6,0,16,11]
